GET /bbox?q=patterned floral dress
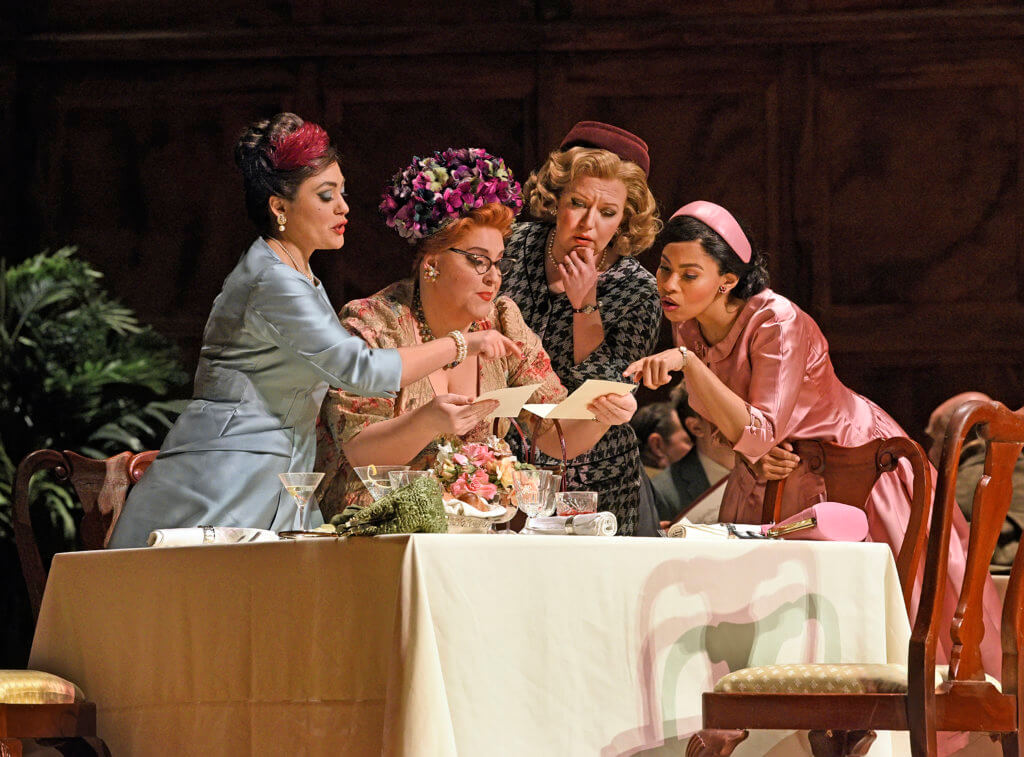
[315,279,567,519]
[501,221,662,535]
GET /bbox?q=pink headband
[669,201,752,264]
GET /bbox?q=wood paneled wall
[5,1,1024,443]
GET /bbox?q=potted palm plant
[0,246,188,666]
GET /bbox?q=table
[29,535,911,755]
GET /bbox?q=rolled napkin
[147,527,279,547]
[523,512,618,536]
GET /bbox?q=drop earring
[423,263,440,282]
[277,213,287,232]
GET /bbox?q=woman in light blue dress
[108,113,519,547]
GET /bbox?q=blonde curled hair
[522,147,661,257]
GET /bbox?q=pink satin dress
[674,288,1001,675]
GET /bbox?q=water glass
[540,474,561,517]
[555,490,598,516]
[512,469,551,521]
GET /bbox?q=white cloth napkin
[147,527,279,547]
[523,512,617,536]
[665,520,763,540]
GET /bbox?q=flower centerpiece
[431,435,532,521]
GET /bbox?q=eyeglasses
[447,247,518,276]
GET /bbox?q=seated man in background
[651,387,735,526]
[629,399,692,479]
[926,391,1024,570]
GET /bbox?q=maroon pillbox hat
[559,120,650,176]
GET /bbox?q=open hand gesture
[425,394,500,436]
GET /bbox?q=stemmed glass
[512,469,551,533]
[278,472,325,532]
[353,465,410,500]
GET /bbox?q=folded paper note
[523,379,637,420]
[473,383,542,419]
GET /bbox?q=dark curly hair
[653,214,769,299]
[234,112,340,232]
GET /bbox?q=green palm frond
[0,246,188,552]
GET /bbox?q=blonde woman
[501,121,662,535]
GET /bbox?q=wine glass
[512,469,551,532]
[278,472,325,531]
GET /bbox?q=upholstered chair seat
[0,670,83,705]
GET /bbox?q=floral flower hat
[379,147,524,243]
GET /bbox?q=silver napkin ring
[200,525,216,543]
[565,515,576,535]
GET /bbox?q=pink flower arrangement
[380,148,524,244]
[432,435,532,511]
[449,469,498,502]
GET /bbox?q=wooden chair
[13,448,156,622]
[761,436,932,610]
[688,401,1024,756]
[3,448,155,757]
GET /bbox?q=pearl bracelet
[678,345,689,369]
[447,330,468,369]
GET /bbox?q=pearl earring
[424,263,440,282]
[277,213,287,232]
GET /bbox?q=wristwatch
[572,302,600,315]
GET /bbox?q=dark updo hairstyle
[654,213,769,300]
[233,112,340,233]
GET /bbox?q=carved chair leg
[808,729,877,757]
[686,729,749,756]
[0,738,22,757]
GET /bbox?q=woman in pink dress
[625,200,1001,674]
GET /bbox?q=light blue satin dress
[107,238,402,548]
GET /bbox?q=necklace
[268,237,314,283]
[412,283,480,343]
[545,228,608,273]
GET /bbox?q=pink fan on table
[761,502,869,542]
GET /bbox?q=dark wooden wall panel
[8,2,1024,443]
[317,57,537,307]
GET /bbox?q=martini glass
[278,472,325,531]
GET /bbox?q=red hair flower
[270,122,329,171]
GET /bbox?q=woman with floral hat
[500,121,663,535]
[314,148,638,519]
[107,117,521,548]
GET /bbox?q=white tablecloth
[29,535,911,755]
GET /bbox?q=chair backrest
[12,448,157,621]
[913,400,1024,692]
[761,437,932,611]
